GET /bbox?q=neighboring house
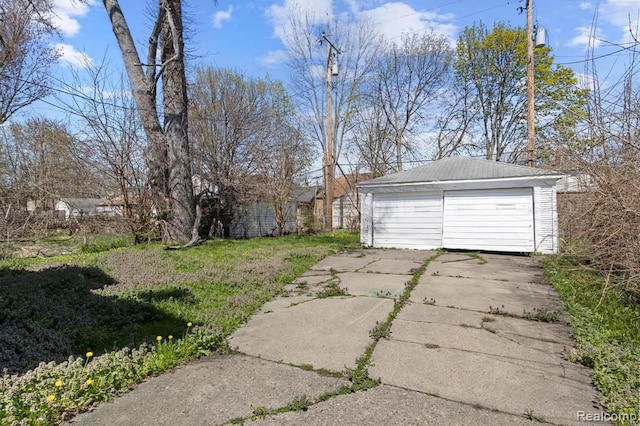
[358,157,564,254]
[95,197,126,217]
[55,198,103,220]
[555,173,594,194]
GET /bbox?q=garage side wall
[533,184,559,254]
[360,192,373,246]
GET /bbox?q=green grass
[544,256,640,424]
[0,231,360,425]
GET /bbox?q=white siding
[332,193,360,230]
[361,193,373,246]
[533,185,558,253]
[442,189,534,252]
[231,202,296,238]
[372,191,443,249]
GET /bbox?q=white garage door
[442,188,534,252]
[373,192,442,249]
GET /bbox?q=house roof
[292,187,319,204]
[358,157,563,187]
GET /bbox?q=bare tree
[60,61,153,242]
[284,9,380,222]
[0,0,59,124]
[369,32,452,171]
[102,0,195,244]
[346,106,395,178]
[189,67,311,237]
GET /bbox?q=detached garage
[358,157,564,254]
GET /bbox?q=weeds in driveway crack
[522,307,562,323]
[224,252,442,425]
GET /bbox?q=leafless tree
[189,67,311,237]
[60,61,153,242]
[284,8,380,222]
[368,32,452,171]
[346,106,395,178]
[102,0,195,244]
[0,118,100,239]
[0,0,59,124]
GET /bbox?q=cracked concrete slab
[253,384,538,426]
[359,259,423,274]
[370,339,600,426]
[68,355,348,426]
[412,275,565,316]
[337,272,410,297]
[258,295,314,313]
[426,255,544,283]
[309,256,375,272]
[229,297,394,371]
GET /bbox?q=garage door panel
[373,192,442,249]
[442,189,534,252]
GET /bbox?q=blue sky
[22,0,640,120]
[52,1,640,72]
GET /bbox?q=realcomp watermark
[577,411,638,423]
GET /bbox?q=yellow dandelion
[168,335,173,340]
[86,379,94,386]
[46,395,56,402]
[54,380,63,387]
[156,336,162,342]
[187,322,193,328]
[86,351,94,358]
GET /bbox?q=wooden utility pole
[326,45,334,230]
[526,0,536,167]
[322,33,340,231]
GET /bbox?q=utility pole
[526,0,536,167]
[322,32,340,231]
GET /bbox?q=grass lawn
[544,256,640,425]
[0,232,360,425]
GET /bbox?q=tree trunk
[103,0,194,244]
[160,0,194,243]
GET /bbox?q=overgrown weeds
[545,255,640,423]
[0,231,360,425]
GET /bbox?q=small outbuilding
[357,157,564,254]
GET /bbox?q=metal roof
[358,157,563,187]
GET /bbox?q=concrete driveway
[369,253,602,425]
[69,250,604,426]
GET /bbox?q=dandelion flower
[156,336,162,342]
[187,322,192,328]
[86,379,94,386]
[46,395,56,402]
[86,351,94,358]
[168,335,173,340]
[54,380,63,387]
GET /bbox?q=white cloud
[566,26,602,48]
[49,0,95,37]
[579,2,594,10]
[266,0,333,42]
[212,6,233,29]
[600,0,640,27]
[55,43,93,68]
[261,49,288,67]
[360,2,456,44]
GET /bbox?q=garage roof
[358,157,563,186]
